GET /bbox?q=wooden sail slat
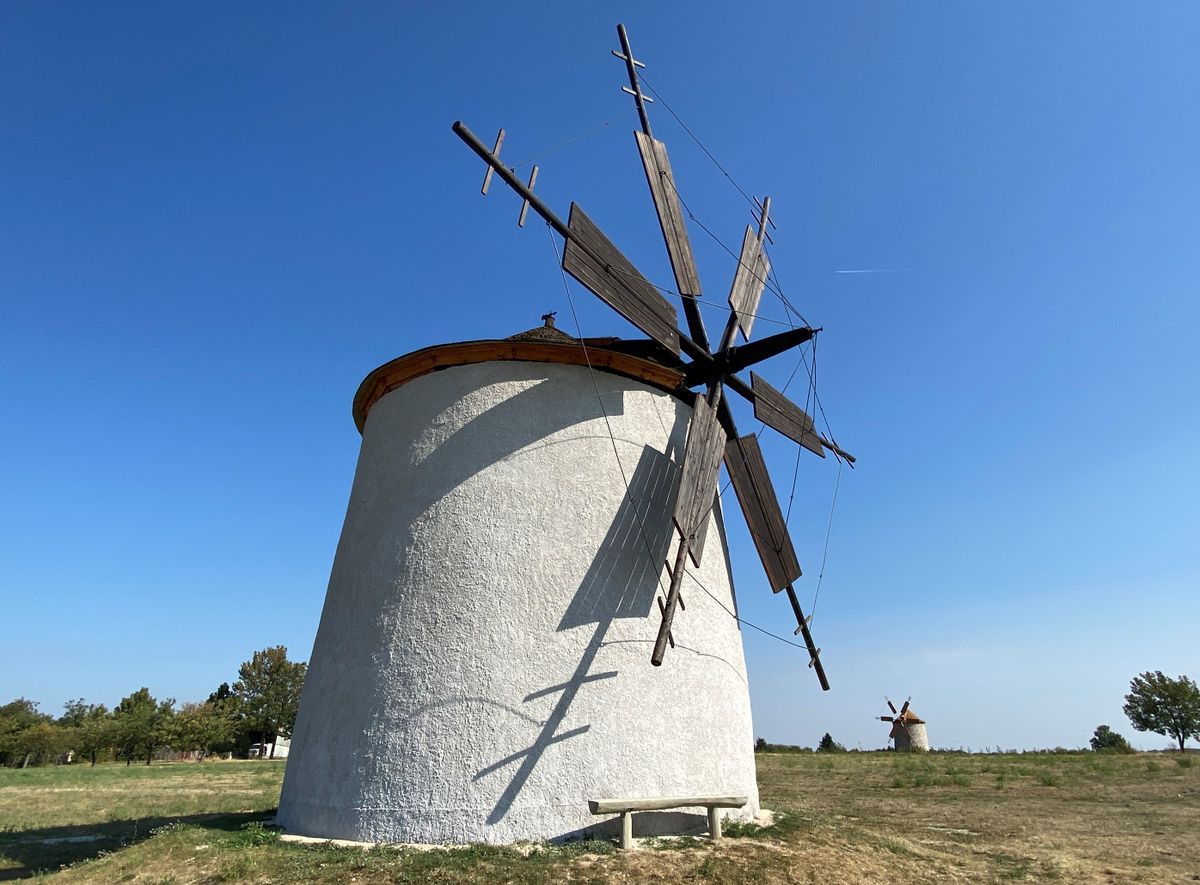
[563,203,681,355]
[727,226,771,341]
[635,131,701,297]
[672,395,726,567]
[724,433,802,593]
[751,372,826,458]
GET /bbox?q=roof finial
[541,311,557,328]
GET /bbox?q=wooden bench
[587,796,749,849]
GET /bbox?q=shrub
[817,733,846,753]
[1090,725,1133,753]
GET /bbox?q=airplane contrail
[833,268,908,274]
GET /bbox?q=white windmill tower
[276,25,854,846]
[880,698,930,752]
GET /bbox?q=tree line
[0,646,306,768]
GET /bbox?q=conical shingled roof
[505,312,577,344]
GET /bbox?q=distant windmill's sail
[723,433,802,592]
[635,131,701,297]
[727,226,771,341]
[562,203,681,355]
[751,372,825,458]
[672,395,726,567]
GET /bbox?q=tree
[1090,724,1132,753]
[57,700,113,767]
[175,702,235,761]
[233,646,307,758]
[75,708,115,767]
[1123,671,1200,752]
[113,688,175,765]
[0,699,52,767]
[59,698,94,729]
[20,722,68,765]
[754,737,767,752]
[207,682,234,706]
[817,732,845,753]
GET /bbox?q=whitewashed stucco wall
[276,359,759,844]
[897,723,930,752]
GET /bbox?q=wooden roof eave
[351,339,688,434]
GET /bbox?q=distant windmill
[879,698,929,752]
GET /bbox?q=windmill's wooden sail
[728,226,771,341]
[672,395,726,567]
[562,203,681,355]
[635,131,701,297]
[724,433,802,593]
[751,372,825,458]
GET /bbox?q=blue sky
[2,3,1197,751]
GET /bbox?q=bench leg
[621,811,633,849]
[708,806,722,841]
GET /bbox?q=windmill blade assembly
[452,23,854,689]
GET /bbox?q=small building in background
[249,735,291,759]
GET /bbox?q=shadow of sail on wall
[557,445,678,631]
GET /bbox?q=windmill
[452,23,853,686]
[277,24,858,846]
[880,698,930,752]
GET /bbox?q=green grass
[0,760,285,878]
[2,752,1198,882]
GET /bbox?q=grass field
[1,752,1197,883]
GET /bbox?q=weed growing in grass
[729,808,813,843]
[217,851,258,882]
[540,837,616,857]
[1175,755,1193,769]
[1145,761,1161,774]
[1038,773,1061,787]
[721,819,762,838]
[238,821,278,846]
[637,835,705,851]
